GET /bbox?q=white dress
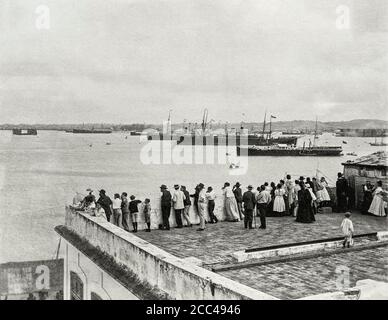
[273,189,286,213]
[368,187,386,217]
[316,181,331,202]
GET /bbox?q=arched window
[91,292,103,300]
[70,272,84,300]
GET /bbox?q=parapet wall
[64,206,277,300]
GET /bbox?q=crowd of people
[71,172,386,234]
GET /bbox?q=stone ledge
[213,241,388,272]
[63,207,278,300]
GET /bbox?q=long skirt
[316,187,331,202]
[273,195,286,214]
[224,197,240,221]
[368,195,386,217]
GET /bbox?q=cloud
[0,0,387,123]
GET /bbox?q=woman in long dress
[273,184,286,216]
[368,181,387,217]
[296,182,315,223]
[222,182,240,222]
[316,177,331,204]
[267,182,276,216]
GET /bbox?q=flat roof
[342,151,388,168]
[136,212,388,299]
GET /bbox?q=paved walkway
[136,211,387,265]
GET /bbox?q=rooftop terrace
[61,207,388,299]
[136,211,388,299]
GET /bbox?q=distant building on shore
[336,128,388,137]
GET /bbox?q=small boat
[346,152,357,156]
[12,128,37,135]
[342,141,347,144]
[106,142,111,145]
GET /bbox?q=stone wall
[63,206,277,300]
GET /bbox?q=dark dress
[296,189,315,223]
[362,184,373,215]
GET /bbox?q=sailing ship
[369,136,388,147]
[168,110,299,146]
[237,117,343,156]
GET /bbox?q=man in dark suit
[336,172,349,212]
[233,182,244,220]
[242,185,256,229]
[97,189,113,222]
[160,184,172,230]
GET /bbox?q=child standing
[341,212,354,248]
[129,195,142,233]
[143,198,152,232]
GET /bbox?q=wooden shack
[342,151,388,209]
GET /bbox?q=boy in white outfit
[341,212,354,248]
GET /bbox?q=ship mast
[201,108,208,134]
[313,116,318,147]
[262,110,267,137]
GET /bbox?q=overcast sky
[0,0,387,124]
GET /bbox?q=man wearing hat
[97,189,113,222]
[233,182,244,220]
[172,184,185,228]
[242,185,256,229]
[160,185,172,230]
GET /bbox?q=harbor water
[0,130,385,263]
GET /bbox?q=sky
[0,0,387,124]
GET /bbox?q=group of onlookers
[72,189,152,232]
[72,172,386,234]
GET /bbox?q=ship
[237,143,343,156]
[237,117,343,156]
[369,137,388,147]
[70,127,112,134]
[151,109,299,146]
[12,128,37,135]
[175,132,298,146]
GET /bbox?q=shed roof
[342,151,388,168]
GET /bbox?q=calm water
[0,130,386,262]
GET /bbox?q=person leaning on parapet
[112,193,122,227]
[121,192,130,232]
[97,189,113,222]
[81,188,96,211]
[190,184,200,215]
[242,185,256,229]
[142,198,152,232]
[180,186,192,227]
[160,185,172,230]
[172,184,185,228]
[232,182,244,220]
[129,195,142,232]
